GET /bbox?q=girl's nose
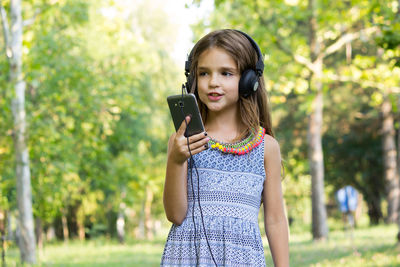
[209,73,220,87]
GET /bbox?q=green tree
[191,0,388,240]
[1,0,36,263]
[1,0,181,249]
[374,0,400,239]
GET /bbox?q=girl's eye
[198,72,208,76]
[222,71,232,76]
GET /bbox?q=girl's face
[196,47,240,115]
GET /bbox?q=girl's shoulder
[263,134,281,162]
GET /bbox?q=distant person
[336,185,358,228]
[161,29,289,266]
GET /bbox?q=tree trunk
[397,94,400,182]
[116,211,125,244]
[0,210,5,267]
[61,209,69,242]
[7,212,13,241]
[145,187,154,240]
[116,189,126,244]
[8,0,36,263]
[381,96,400,223]
[77,206,85,241]
[77,221,85,241]
[395,0,400,243]
[35,217,43,252]
[398,96,400,242]
[136,199,145,239]
[0,210,4,234]
[46,225,56,241]
[308,0,328,240]
[308,88,328,240]
[367,194,384,225]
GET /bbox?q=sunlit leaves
[1,0,180,239]
[190,0,399,229]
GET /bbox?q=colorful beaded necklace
[208,126,266,155]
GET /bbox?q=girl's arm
[262,135,289,267]
[163,116,209,225]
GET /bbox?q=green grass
[4,238,165,267]
[3,224,399,266]
[279,224,400,267]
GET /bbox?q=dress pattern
[161,137,266,267]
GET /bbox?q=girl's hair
[188,29,274,139]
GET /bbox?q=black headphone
[184,29,264,98]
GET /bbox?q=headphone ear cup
[239,69,259,97]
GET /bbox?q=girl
[161,29,289,267]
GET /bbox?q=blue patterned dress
[161,138,266,266]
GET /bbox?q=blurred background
[0,0,399,266]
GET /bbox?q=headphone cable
[180,86,218,266]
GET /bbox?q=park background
[1,0,400,266]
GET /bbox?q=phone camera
[178,101,184,108]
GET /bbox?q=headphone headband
[233,30,264,76]
[185,30,264,77]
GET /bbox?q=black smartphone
[167,93,205,137]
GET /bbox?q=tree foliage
[1,0,400,249]
[190,0,400,228]
[1,0,179,242]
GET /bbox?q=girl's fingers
[174,126,208,161]
[187,142,209,156]
[182,136,209,154]
[187,131,208,143]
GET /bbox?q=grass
[279,224,400,267]
[3,224,399,266]
[4,238,165,267]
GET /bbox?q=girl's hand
[168,116,209,164]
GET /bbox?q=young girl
[161,29,289,267]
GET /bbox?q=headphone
[184,29,264,98]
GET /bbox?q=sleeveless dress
[161,138,266,267]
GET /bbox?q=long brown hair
[188,29,274,139]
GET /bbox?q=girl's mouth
[208,92,223,101]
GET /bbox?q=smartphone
[167,93,205,137]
